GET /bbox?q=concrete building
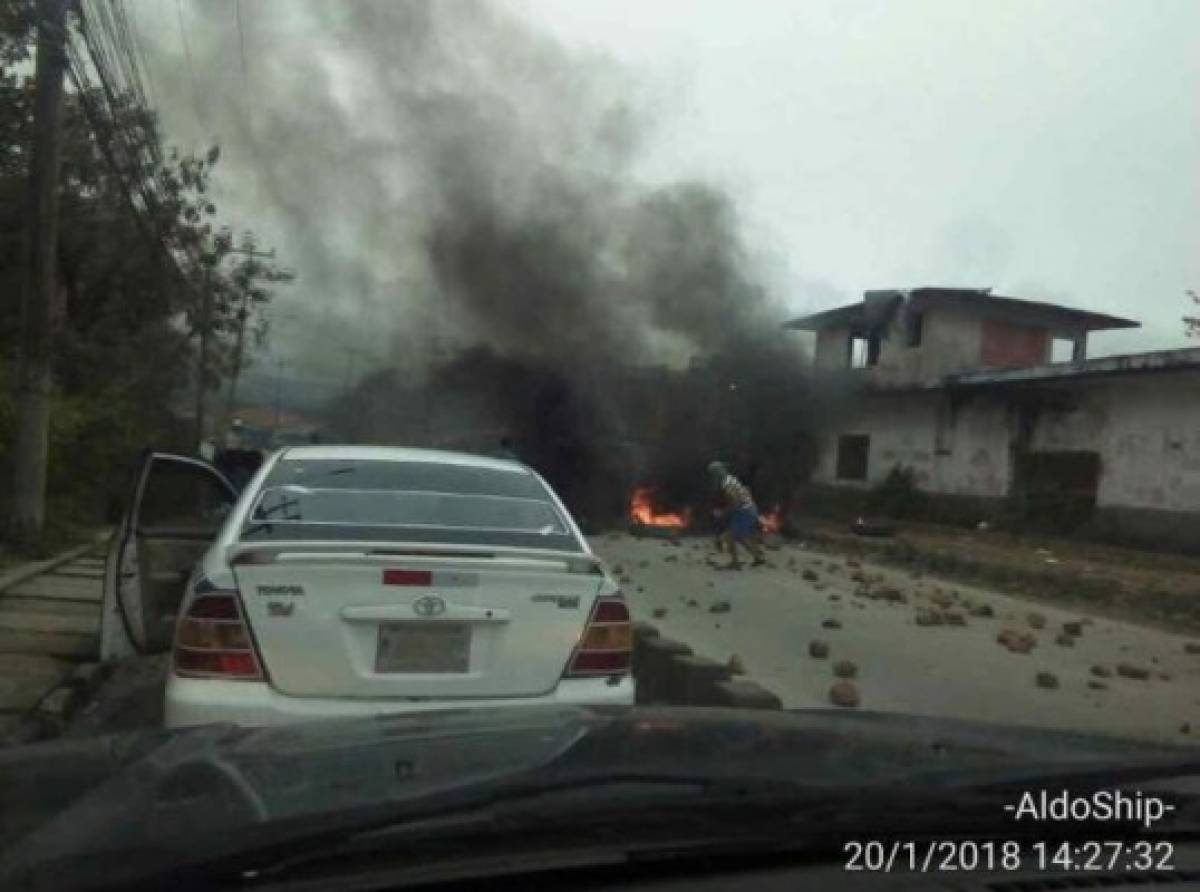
[785,287,1200,550]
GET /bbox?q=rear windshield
[240,458,582,551]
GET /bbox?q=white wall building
[786,288,1200,550]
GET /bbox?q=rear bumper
[164,672,635,729]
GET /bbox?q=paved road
[594,532,1200,746]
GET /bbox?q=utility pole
[10,0,70,545]
[193,263,212,451]
[272,357,287,430]
[222,245,276,426]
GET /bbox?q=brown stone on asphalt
[1035,671,1059,690]
[930,591,953,610]
[1027,612,1047,630]
[829,680,860,708]
[808,640,830,659]
[1087,680,1108,691]
[1055,633,1075,647]
[727,654,746,675]
[821,618,842,630]
[652,608,667,619]
[915,608,945,627]
[1116,663,1150,680]
[997,628,1036,654]
[1062,621,1083,637]
[1185,642,1200,655]
[833,659,858,679]
[1090,664,1112,678]
[802,569,818,582]
[1157,672,1172,682]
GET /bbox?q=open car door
[101,453,237,660]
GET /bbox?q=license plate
[375,622,470,674]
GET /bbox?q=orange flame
[760,507,782,534]
[629,486,692,528]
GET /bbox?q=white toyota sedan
[100,446,635,728]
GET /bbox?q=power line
[233,0,248,90]
[174,0,205,129]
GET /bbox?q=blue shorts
[727,507,760,540]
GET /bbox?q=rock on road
[594,532,1200,746]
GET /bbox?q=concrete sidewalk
[0,534,111,745]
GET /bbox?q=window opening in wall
[848,331,881,368]
[1051,338,1075,363]
[906,312,924,347]
[836,434,870,480]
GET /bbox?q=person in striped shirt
[708,461,767,570]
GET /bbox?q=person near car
[708,460,766,570]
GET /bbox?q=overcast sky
[132,0,1200,400]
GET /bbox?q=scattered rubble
[829,680,860,708]
[686,598,699,608]
[802,569,818,582]
[808,640,830,659]
[969,603,994,618]
[833,659,858,679]
[652,608,667,619]
[1054,633,1075,647]
[1185,642,1200,655]
[1062,621,1083,637]
[1035,671,1059,690]
[1087,680,1109,691]
[1090,665,1112,678]
[709,601,731,614]
[821,618,842,630]
[1116,663,1150,680]
[1027,612,1047,630]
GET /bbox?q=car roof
[275,445,529,474]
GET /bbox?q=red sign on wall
[981,319,1048,368]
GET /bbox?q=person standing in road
[708,460,767,570]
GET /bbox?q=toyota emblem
[412,595,446,617]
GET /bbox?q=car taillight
[174,592,264,680]
[564,594,632,677]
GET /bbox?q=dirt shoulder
[792,517,1200,636]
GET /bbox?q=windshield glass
[242,458,577,546]
[3,0,1199,886]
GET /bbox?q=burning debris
[629,487,692,529]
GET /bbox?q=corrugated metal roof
[783,287,1139,332]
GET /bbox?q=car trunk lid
[230,545,607,699]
